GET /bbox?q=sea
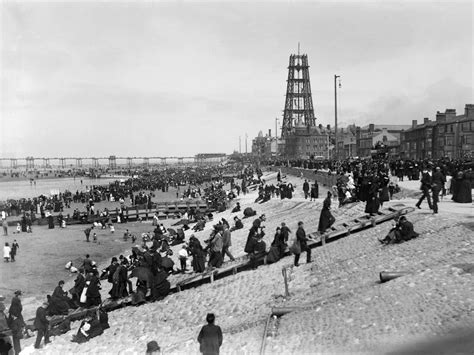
[0,177,122,200]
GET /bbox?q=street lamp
[334,75,341,159]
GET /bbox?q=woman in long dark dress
[49,281,72,315]
[453,171,472,203]
[365,178,380,215]
[47,212,54,229]
[318,192,335,234]
[189,236,206,273]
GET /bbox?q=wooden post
[282,267,290,297]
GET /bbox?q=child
[93,233,97,243]
[15,223,21,234]
[109,224,115,233]
[178,245,189,273]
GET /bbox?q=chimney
[436,111,446,122]
[445,109,456,120]
[423,117,429,124]
[268,129,271,137]
[369,124,375,132]
[465,104,474,118]
[412,120,417,128]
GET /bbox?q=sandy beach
[4,170,474,354]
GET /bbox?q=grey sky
[1,1,473,158]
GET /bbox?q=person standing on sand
[82,254,93,274]
[10,240,19,262]
[34,302,50,349]
[303,179,310,199]
[294,221,311,267]
[84,226,93,242]
[221,224,235,262]
[197,313,223,355]
[8,290,25,355]
[2,218,7,236]
[3,243,11,262]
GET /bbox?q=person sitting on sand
[49,280,75,316]
[231,202,241,213]
[230,216,243,232]
[243,207,257,218]
[379,216,420,245]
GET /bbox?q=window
[438,126,445,133]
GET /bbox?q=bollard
[379,271,410,283]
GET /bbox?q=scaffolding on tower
[281,51,316,137]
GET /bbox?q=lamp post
[334,75,341,160]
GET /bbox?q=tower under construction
[280,49,330,159]
[281,53,316,136]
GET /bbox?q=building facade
[400,104,474,159]
[283,124,331,160]
[335,125,357,159]
[355,124,410,158]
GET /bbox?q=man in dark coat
[10,240,19,262]
[280,222,291,244]
[8,290,24,355]
[416,168,433,210]
[431,166,445,214]
[34,302,50,349]
[102,257,119,298]
[294,221,311,267]
[197,313,223,355]
[302,180,310,199]
[82,254,93,274]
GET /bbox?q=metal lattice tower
[281,51,316,137]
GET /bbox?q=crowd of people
[0,156,471,353]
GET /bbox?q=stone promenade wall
[266,166,339,188]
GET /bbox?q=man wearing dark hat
[416,167,433,210]
[294,221,311,267]
[8,290,25,355]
